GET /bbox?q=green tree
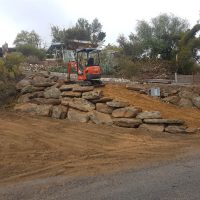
[51,18,106,46]
[176,24,200,74]
[14,30,41,47]
[118,13,189,59]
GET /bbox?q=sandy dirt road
[1,83,200,187]
[1,110,200,187]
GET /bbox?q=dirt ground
[1,83,200,186]
[102,84,200,128]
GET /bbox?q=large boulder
[72,86,94,92]
[61,91,82,98]
[52,105,68,119]
[165,125,187,134]
[82,90,103,100]
[112,107,142,118]
[67,109,90,123]
[192,96,200,108]
[143,118,185,125]
[178,98,193,108]
[136,111,162,119]
[89,110,113,125]
[106,100,130,108]
[69,98,95,112]
[139,124,165,132]
[44,87,61,99]
[96,103,113,114]
[113,118,142,128]
[14,103,52,116]
[30,98,61,105]
[59,84,80,91]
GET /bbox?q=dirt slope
[102,84,200,128]
[1,111,200,185]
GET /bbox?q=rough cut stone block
[89,110,113,125]
[112,107,142,118]
[106,100,130,108]
[143,119,185,125]
[136,111,162,119]
[96,103,113,114]
[113,118,142,128]
[67,109,89,123]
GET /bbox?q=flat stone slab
[72,86,94,92]
[143,119,185,125]
[61,91,82,98]
[91,97,113,103]
[136,111,162,119]
[113,118,142,128]
[106,100,130,108]
[112,107,142,118]
[30,98,61,105]
[164,125,187,134]
[82,90,103,100]
[59,84,80,91]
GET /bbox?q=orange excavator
[67,48,104,86]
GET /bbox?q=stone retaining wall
[14,73,197,134]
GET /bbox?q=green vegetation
[14,30,46,62]
[117,13,200,75]
[0,52,24,80]
[51,18,106,46]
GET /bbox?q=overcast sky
[0,0,199,47]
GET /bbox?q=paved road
[1,155,200,200]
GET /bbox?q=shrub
[117,56,140,79]
[17,44,46,61]
[0,52,24,80]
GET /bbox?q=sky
[0,0,199,48]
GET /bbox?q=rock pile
[14,73,196,134]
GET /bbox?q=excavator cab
[67,48,103,85]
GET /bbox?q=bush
[4,52,25,69]
[0,52,24,80]
[117,56,140,79]
[17,44,46,61]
